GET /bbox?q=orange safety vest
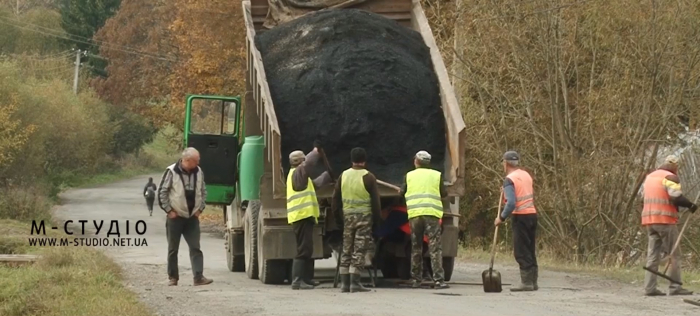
[394,206,441,243]
[641,169,678,225]
[504,169,537,215]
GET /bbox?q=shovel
[482,188,503,293]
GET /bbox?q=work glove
[690,204,698,213]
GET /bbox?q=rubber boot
[304,259,320,286]
[340,274,350,293]
[533,266,539,291]
[510,268,534,292]
[291,259,313,290]
[350,273,370,293]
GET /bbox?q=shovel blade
[481,268,502,293]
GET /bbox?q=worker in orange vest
[494,151,538,292]
[641,154,697,296]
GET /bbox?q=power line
[0,15,177,62]
[0,17,177,62]
[2,15,174,61]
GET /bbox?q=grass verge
[0,128,179,316]
[458,247,700,292]
[0,220,153,316]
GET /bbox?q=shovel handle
[377,179,401,192]
[489,188,503,269]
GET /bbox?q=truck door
[184,95,241,206]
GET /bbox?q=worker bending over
[641,155,697,296]
[286,142,332,290]
[494,151,538,292]
[332,147,381,293]
[400,150,449,289]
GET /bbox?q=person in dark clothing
[494,151,538,291]
[144,177,157,216]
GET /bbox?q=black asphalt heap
[255,8,446,184]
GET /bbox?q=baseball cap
[415,150,431,162]
[502,151,520,161]
[289,150,305,165]
[665,154,679,165]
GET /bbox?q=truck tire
[442,256,455,282]
[257,211,287,284]
[225,230,244,272]
[244,200,261,279]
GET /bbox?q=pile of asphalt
[256,8,446,184]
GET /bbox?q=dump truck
[182,0,467,284]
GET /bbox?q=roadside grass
[0,220,153,316]
[0,128,179,316]
[458,246,700,292]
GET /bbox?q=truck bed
[242,0,466,200]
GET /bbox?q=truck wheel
[244,200,261,279]
[442,256,455,282]
[225,230,244,272]
[257,211,287,284]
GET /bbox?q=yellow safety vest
[341,168,371,215]
[405,168,443,219]
[286,167,320,224]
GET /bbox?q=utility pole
[73,49,81,94]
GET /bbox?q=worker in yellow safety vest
[400,150,449,289]
[641,154,697,296]
[494,151,539,292]
[331,147,381,293]
[286,141,332,290]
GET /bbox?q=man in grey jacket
[158,147,212,286]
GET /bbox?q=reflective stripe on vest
[505,169,537,215]
[405,168,443,219]
[341,168,371,215]
[286,167,320,224]
[642,169,678,225]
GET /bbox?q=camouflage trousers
[409,215,444,282]
[339,212,372,274]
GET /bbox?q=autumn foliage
[92,0,246,129]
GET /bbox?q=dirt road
[52,174,699,316]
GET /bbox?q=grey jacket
[158,160,207,218]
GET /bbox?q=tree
[453,0,700,265]
[91,0,177,126]
[92,0,247,129]
[59,0,120,76]
[14,7,68,54]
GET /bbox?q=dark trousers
[166,216,203,280]
[512,214,538,271]
[293,217,315,259]
[146,197,154,211]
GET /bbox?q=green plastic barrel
[239,135,265,201]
